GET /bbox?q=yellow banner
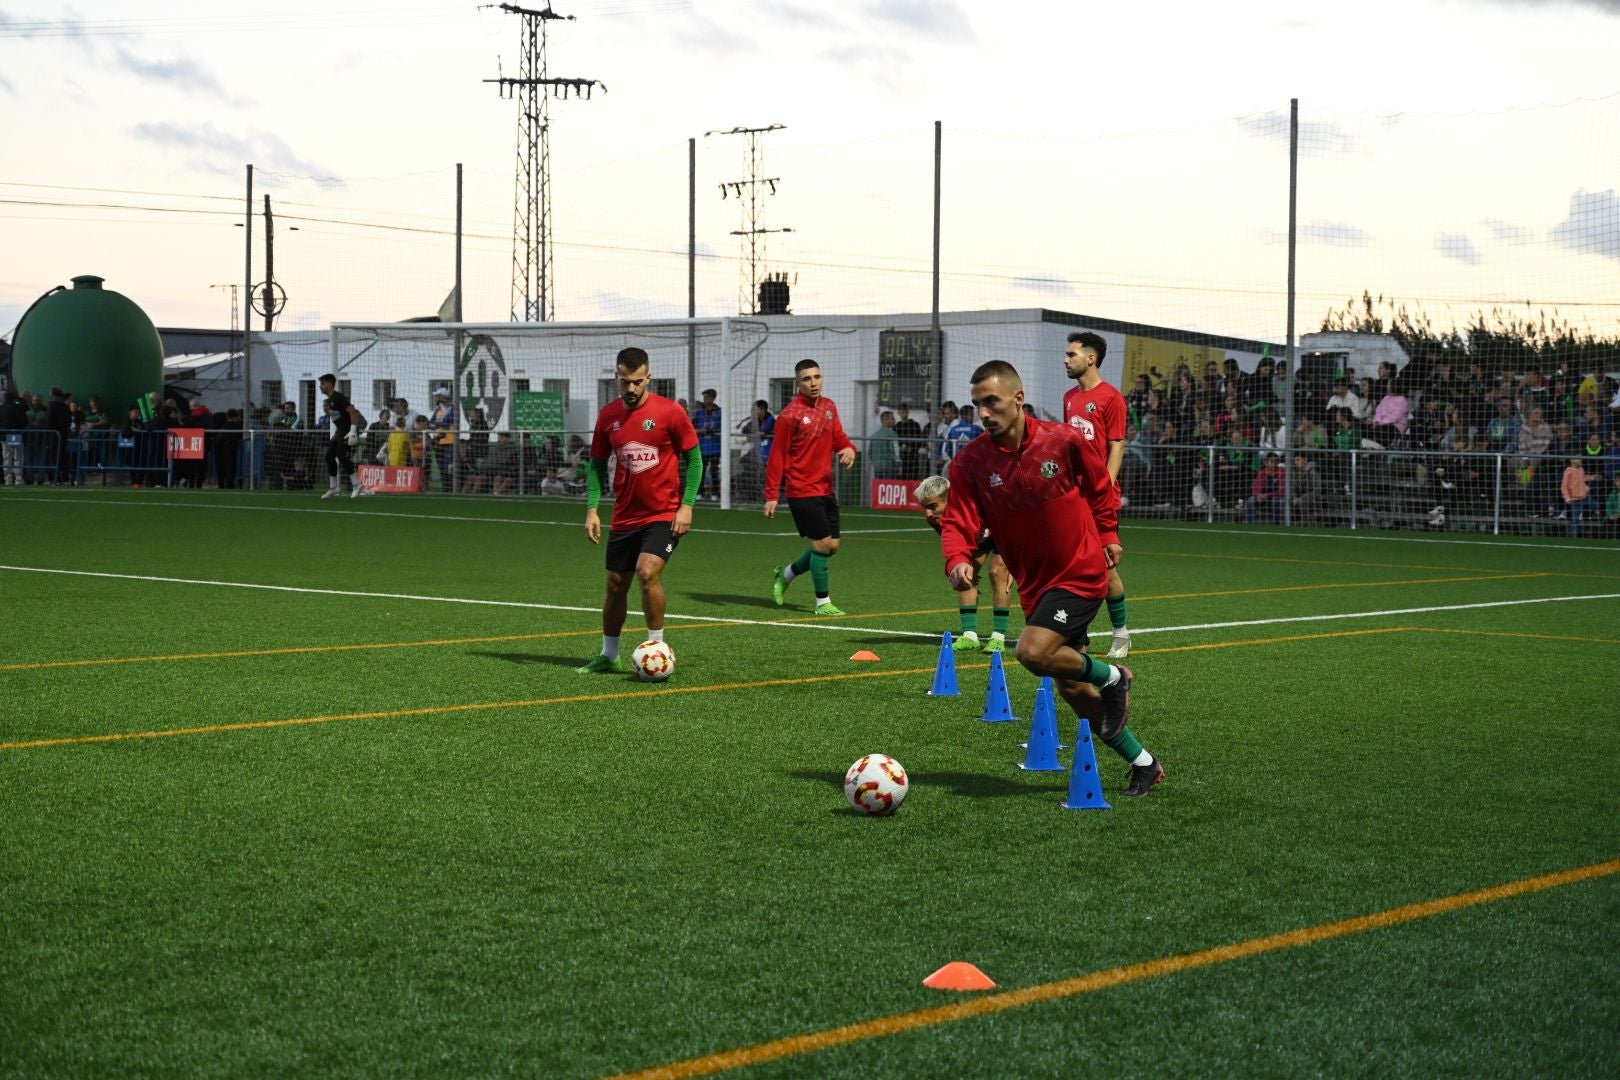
[1122,336,1228,392]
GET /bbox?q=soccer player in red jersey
[577,347,703,674]
[1062,331,1134,659]
[916,473,1013,653]
[943,360,1163,797]
[765,358,858,616]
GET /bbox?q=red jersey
[590,393,698,530]
[1063,379,1127,480]
[764,392,855,500]
[941,416,1120,616]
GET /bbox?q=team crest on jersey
[1041,460,1058,478]
[642,418,656,430]
[989,471,1003,487]
[617,441,660,474]
[1069,415,1096,440]
[1086,402,1098,413]
[824,409,832,419]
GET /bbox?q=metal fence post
[1349,449,1358,529]
[1492,453,1502,535]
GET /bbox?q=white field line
[8,491,1618,549]
[0,494,929,537]
[2,564,1617,640]
[0,565,934,639]
[1126,521,1620,553]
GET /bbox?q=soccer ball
[844,754,909,815]
[630,640,676,682]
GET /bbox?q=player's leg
[953,572,982,650]
[1015,590,1135,749]
[1055,675,1161,795]
[579,531,639,673]
[632,522,678,642]
[321,439,342,497]
[987,554,1013,653]
[780,498,845,614]
[1105,567,1131,658]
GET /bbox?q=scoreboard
[876,329,942,412]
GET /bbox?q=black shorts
[975,530,997,558]
[787,495,840,541]
[1024,588,1103,650]
[605,521,678,573]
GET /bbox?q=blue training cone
[1020,677,1070,750]
[1018,679,1064,771]
[979,651,1018,723]
[1061,718,1113,810]
[928,632,960,696]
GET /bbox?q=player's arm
[1106,439,1124,484]
[939,472,985,590]
[675,446,702,536]
[1075,438,1123,567]
[584,457,610,544]
[762,411,791,517]
[345,404,366,444]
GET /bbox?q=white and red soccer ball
[630,640,676,682]
[844,753,909,815]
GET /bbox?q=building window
[261,380,283,408]
[373,380,396,411]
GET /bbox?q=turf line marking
[0,628,1422,750]
[0,495,925,538]
[13,493,1620,551]
[1128,521,1620,553]
[0,628,607,672]
[0,565,936,640]
[1413,627,1620,646]
[610,858,1620,1080]
[1132,572,1543,602]
[1127,592,1620,636]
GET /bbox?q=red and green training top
[764,393,855,500]
[940,416,1119,617]
[589,393,699,530]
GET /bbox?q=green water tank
[10,275,165,415]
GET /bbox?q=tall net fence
[254,94,1618,356]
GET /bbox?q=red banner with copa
[869,478,922,511]
[166,428,206,460]
[356,465,423,493]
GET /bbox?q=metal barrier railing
[1,429,63,486]
[16,426,1614,539]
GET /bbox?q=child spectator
[1560,456,1596,537]
[1245,453,1285,524]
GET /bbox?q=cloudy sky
[2,0,1617,342]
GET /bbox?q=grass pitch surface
[2,488,1617,1078]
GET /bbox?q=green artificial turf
[1,488,1617,1078]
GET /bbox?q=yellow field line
[0,628,603,672]
[0,574,1541,672]
[1413,627,1620,646]
[609,858,1620,1080]
[0,627,1412,752]
[1131,572,1542,603]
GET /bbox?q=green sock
[790,549,814,576]
[1107,593,1128,630]
[1102,725,1145,763]
[1078,652,1116,688]
[810,551,831,596]
[992,607,1009,636]
[959,606,978,634]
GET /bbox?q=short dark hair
[616,346,649,371]
[1066,331,1107,363]
[794,358,820,376]
[970,359,1021,387]
[319,373,336,385]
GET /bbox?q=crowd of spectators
[1104,355,1620,535]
